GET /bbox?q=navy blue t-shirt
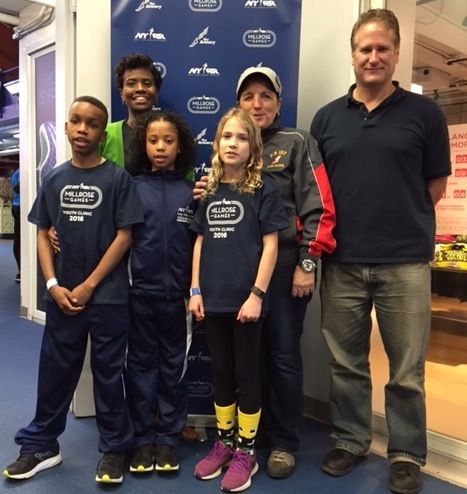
[191,176,288,314]
[29,160,143,304]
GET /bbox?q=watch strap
[250,285,265,298]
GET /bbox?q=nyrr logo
[187,96,220,115]
[207,199,245,225]
[195,128,214,146]
[244,0,277,7]
[243,28,277,48]
[177,206,194,224]
[188,63,220,77]
[135,0,162,11]
[189,0,222,12]
[154,62,167,78]
[189,27,216,47]
[194,162,211,176]
[134,28,166,42]
[60,184,103,209]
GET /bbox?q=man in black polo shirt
[311,9,451,494]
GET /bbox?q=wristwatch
[299,259,317,273]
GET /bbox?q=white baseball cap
[236,66,282,99]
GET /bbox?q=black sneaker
[321,448,365,476]
[3,449,62,480]
[95,452,125,484]
[14,273,20,283]
[129,444,155,473]
[155,445,179,472]
[389,461,422,494]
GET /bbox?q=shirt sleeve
[422,101,451,180]
[27,183,51,228]
[292,130,336,261]
[114,171,144,228]
[190,198,207,235]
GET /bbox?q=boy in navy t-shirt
[3,96,143,484]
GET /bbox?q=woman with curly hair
[101,53,162,175]
[189,108,287,493]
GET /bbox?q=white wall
[387,0,416,89]
[75,0,111,105]
[297,0,361,405]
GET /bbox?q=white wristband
[46,277,58,291]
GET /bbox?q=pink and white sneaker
[194,440,233,480]
[221,449,258,492]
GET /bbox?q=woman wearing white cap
[236,66,336,479]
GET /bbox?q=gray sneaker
[266,450,295,478]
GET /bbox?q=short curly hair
[128,110,196,175]
[114,53,162,91]
[72,95,108,127]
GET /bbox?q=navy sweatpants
[126,296,189,448]
[15,302,133,454]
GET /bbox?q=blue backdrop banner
[111,0,302,178]
[111,0,302,416]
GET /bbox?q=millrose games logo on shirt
[135,0,162,11]
[189,0,222,12]
[195,128,214,146]
[207,199,245,225]
[243,28,277,48]
[187,96,220,115]
[188,62,220,77]
[244,0,277,8]
[60,184,103,209]
[189,27,216,47]
[154,62,167,78]
[134,28,166,42]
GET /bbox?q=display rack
[0,198,14,238]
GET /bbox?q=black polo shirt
[311,83,451,263]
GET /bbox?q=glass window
[414,0,467,442]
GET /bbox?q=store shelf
[0,199,14,238]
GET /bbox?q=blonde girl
[189,108,287,493]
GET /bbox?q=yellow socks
[238,408,261,452]
[215,402,236,446]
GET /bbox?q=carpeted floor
[0,239,465,494]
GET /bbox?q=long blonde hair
[203,108,263,198]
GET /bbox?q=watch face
[301,259,316,272]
